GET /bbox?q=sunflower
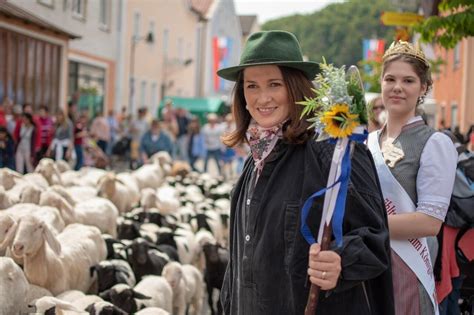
[321,104,359,138]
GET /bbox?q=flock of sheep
[0,153,231,315]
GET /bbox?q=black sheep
[203,243,229,315]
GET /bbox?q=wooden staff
[304,222,333,315]
[304,141,355,315]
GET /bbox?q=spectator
[139,119,173,164]
[0,126,15,170]
[8,104,22,135]
[175,107,191,161]
[467,124,474,151]
[15,113,37,174]
[187,117,206,172]
[221,113,237,179]
[0,98,7,127]
[130,107,150,169]
[368,96,386,132]
[452,126,465,144]
[73,113,88,170]
[161,99,178,137]
[90,111,111,153]
[106,109,119,155]
[48,109,74,161]
[36,105,54,162]
[202,113,224,175]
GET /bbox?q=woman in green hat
[217,30,394,314]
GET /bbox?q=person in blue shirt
[0,126,15,170]
[139,119,174,164]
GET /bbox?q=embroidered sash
[368,131,438,315]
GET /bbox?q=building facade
[433,37,474,133]
[3,0,119,116]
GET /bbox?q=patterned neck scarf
[246,119,285,179]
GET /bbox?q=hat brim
[217,61,319,82]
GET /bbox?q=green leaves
[413,1,474,49]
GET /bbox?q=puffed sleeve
[328,143,392,292]
[416,132,458,221]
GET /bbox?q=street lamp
[129,32,154,117]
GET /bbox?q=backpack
[444,152,474,229]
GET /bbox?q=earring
[245,105,249,110]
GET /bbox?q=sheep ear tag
[381,142,405,168]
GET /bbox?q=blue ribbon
[300,131,367,248]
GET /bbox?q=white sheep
[135,307,170,315]
[0,257,29,315]
[66,186,98,204]
[134,275,173,313]
[19,183,43,204]
[156,185,181,215]
[56,290,86,303]
[72,294,105,311]
[22,284,54,314]
[0,167,23,190]
[40,190,118,236]
[35,158,63,186]
[0,186,19,209]
[28,296,85,314]
[162,262,203,315]
[11,215,106,295]
[56,159,72,173]
[132,163,165,190]
[76,167,107,187]
[97,173,140,213]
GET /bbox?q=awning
[158,96,228,123]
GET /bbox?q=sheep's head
[0,215,17,250]
[140,188,158,210]
[20,184,42,204]
[0,168,21,190]
[170,161,191,177]
[11,215,61,258]
[98,173,117,199]
[99,284,150,314]
[55,159,71,173]
[162,261,183,289]
[35,158,58,184]
[85,301,128,315]
[29,296,82,314]
[39,190,75,225]
[49,185,76,207]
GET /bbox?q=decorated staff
[299,62,369,314]
[216,30,394,315]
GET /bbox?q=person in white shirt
[367,40,458,315]
[201,113,225,175]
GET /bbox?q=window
[72,0,86,20]
[453,43,460,68]
[99,0,110,30]
[151,82,157,108]
[140,80,147,107]
[133,11,141,40]
[38,0,54,8]
[451,104,458,129]
[163,29,169,55]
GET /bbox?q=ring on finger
[322,271,327,280]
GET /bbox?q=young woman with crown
[217,30,395,315]
[367,41,458,315]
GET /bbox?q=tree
[262,0,395,67]
[413,0,474,49]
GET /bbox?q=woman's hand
[307,243,341,290]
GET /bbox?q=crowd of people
[0,98,248,180]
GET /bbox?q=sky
[233,0,343,23]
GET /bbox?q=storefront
[0,2,78,112]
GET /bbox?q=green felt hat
[217,30,319,82]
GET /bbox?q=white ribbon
[368,131,439,315]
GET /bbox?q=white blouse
[413,118,458,221]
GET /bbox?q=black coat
[221,140,395,315]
